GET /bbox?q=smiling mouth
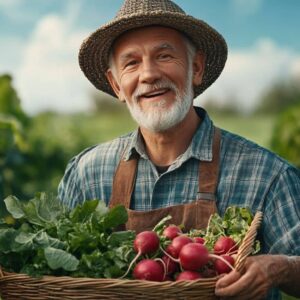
[140,88,170,99]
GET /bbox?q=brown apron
[109,128,220,233]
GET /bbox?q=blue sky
[1,0,300,114]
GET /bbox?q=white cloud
[15,10,92,114]
[290,58,300,79]
[196,38,300,112]
[0,0,22,9]
[0,0,32,22]
[231,0,263,15]
[0,37,25,73]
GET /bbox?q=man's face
[107,26,204,132]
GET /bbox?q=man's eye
[159,54,172,60]
[125,60,137,67]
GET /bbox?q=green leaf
[19,193,64,227]
[13,231,64,252]
[152,215,172,233]
[34,192,64,223]
[0,228,18,253]
[22,200,45,226]
[34,231,66,249]
[203,206,256,251]
[14,232,36,251]
[104,265,124,278]
[56,218,73,241]
[4,195,25,219]
[44,247,79,271]
[107,231,135,248]
[101,205,128,230]
[69,199,99,223]
[95,200,109,217]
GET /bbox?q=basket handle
[234,211,263,272]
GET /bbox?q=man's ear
[192,51,205,86]
[106,69,125,102]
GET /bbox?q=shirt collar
[122,107,215,162]
[122,128,148,161]
[187,107,215,162]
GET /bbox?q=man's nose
[139,59,162,84]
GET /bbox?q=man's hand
[215,255,294,300]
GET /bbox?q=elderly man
[58,0,300,299]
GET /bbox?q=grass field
[209,112,275,149]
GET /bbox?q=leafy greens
[0,193,136,278]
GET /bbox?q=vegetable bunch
[125,207,260,281]
[0,193,136,278]
[0,194,260,281]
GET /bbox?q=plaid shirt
[58,107,300,299]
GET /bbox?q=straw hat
[79,0,228,99]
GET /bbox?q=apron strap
[197,127,221,201]
[109,153,138,209]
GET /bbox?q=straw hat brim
[79,12,227,99]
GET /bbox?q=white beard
[124,67,194,133]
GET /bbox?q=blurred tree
[0,74,29,125]
[271,104,300,168]
[0,74,29,214]
[256,78,300,114]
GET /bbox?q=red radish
[163,275,173,281]
[163,225,182,240]
[214,255,235,274]
[176,271,202,281]
[214,236,238,255]
[120,231,160,278]
[194,237,205,244]
[133,259,164,281]
[134,231,160,254]
[167,235,193,258]
[179,243,209,271]
[161,255,178,275]
[201,267,217,278]
[166,244,177,258]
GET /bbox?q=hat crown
[116,0,185,18]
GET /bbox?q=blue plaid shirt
[58,107,300,299]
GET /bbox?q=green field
[210,113,275,149]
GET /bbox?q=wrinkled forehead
[110,25,189,57]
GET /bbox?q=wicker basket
[0,212,263,300]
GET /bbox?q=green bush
[271,104,300,168]
[256,78,300,114]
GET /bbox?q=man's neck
[140,107,201,166]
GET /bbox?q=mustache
[133,79,178,101]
